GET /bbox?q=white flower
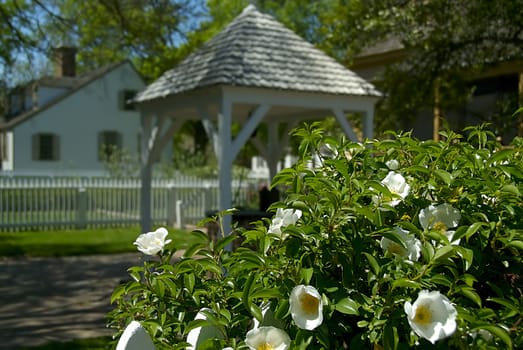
[374,171,410,207]
[268,208,302,237]
[187,308,224,350]
[319,143,338,159]
[419,203,461,243]
[404,290,457,344]
[386,159,400,170]
[134,227,172,255]
[380,227,421,261]
[245,326,290,350]
[116,321,155,350]
[289,285,323,330]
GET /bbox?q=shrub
[108,123,522,349]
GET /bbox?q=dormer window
[120,90,137,111]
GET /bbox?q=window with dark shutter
[98,130,123,159]
[31,133,60,161]
[0,132,6,161]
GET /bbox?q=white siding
[8,63,148,176]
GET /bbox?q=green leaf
[432,245,455,263]
[363,252,380,275]
[197,258,223,276]
[237,250,265,267]
[110,284,126,304]
[486,297,518,311]
[274,298,290,320]
[454,246,474,271]
[334,297,360,315]
[472,325,512,350]
[392,278,421,289]
[457,286,482,307]
[434,169,452,185]
[242,273,255,312]
[184,273,195,294]
[429,274,452,288]
[250,303,263,322]
[501,184,520,196]
[383,324,398,350]
[488,148,514,165]
[465,222,487,240]
[300,267,314,284]
[214,233,238,252]
[251,288,281,299]
[506,240,523,251]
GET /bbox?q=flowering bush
[109,124,522,349]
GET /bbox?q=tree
[50,0,207,81]
[327,0,523,138]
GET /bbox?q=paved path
[0,253,142,349]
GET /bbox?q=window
[32,133,60,161]
[98,130,122,159]
[0,132,7,161]
[119,90,137,111]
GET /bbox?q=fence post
[203,182,213,215]
[167,185,176,227]
[176,199,184,229]
[76,187,87,229]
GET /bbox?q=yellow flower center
[413,304,433,326]
[401,214,411,221]
[258,343,273,350]
[300,293,319,315]
[432,221,447,233]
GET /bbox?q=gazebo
[135,5,381,233]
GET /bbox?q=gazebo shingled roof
[136,4,380,101]
[136,5,381,234]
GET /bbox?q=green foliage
[109,123,523,349]
[327,0,523,136]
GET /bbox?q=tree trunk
[518,72,523,137]
[433,79,441,141]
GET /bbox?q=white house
[0,47,162,176]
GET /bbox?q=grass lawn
[20,337,113,350]
[1,225,207,349]
[0,225,205,257]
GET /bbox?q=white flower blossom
[386,159,400,170]
[187,308,224,350]
[419,203,461,243]
[404,290,457,344]
[374,171,410,207]
[268,208,302,237]
[380,227,421,261]
[245,326,291,350]
[134,227,172,255]
[289,285,323,330]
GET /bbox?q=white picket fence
[0,175,260,231]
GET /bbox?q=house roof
[136,4,380,103]
[0,60,140,131]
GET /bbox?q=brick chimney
[52,47,77,77]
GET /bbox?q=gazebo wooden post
[266,121,280,182]
[218,97,233,237]
[363,107,375,140]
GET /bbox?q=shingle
[136,5,380,103]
